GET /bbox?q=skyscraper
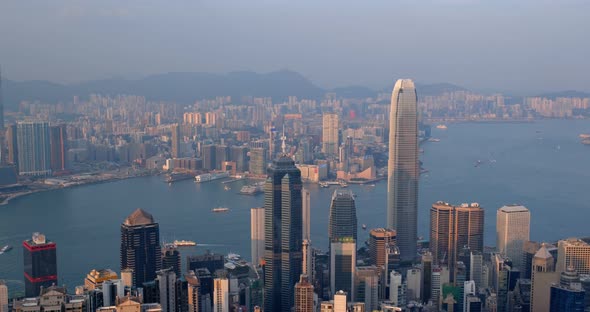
[331,238,356,301]
[0,280,7,312]
[16,121,52,176]
[295,275,314,312]
[49,124,68,172]
[322,113,340,156]
[23,232,57,297]
[185,271,202,312]
[302,188,311,241]
[496,205,530,270]
[430,202,484,280]
[157,268,177,312]
[530,244,558,312]
[387,79,419,261]
[549,267,586,312]
[556,238,590,275]
[0,67,4,130]
[368,228,396,268]
[248,147,267,176]
[213,278,229,312]
[6,124,18,166]
[250,207,265,267]
[120,209,162,287]
[422,252,433,303]
[162,245,181,277]
[263,152,303,312]
[171,124,181,158]
[329,189,358,243]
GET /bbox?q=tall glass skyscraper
[263,154,303,312]
[16,121,52,176]
[328,189,358,243]
[23,232,57,297]
[387,79,419,261]
[120,208,162,287]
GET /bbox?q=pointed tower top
[281,124,287,155]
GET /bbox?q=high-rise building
[157,268,177,312]
[331,238,356,301]
[263,152,303,312]
[422,252,433,303]
[201,145,216,171]
[215,145,229,170]
[6,124,18,167]
[322,113,340,156]
[171,124,181,158]
[187,251,224,276]
[530,244,558,312]
[333,290,347,312]
[522,241,541,279]
[329,189,358,243]
[120,209,162,287]
[369,228,396,268]
[213,278,229,312]
[430,202,484,281]
[556,238,590,275]
[549,267,586,312]
[248,147,267,176]
[387,79,419,262]
[354,266,379,312]
[389,271,405,307]
[229,146,249,172]
[0,280,8,312]
[406,268,421,301]
[162,245,181,277]
[0,67,4,130]
[49,124,67,172]
[295,275,314,312]
[496,205,530,270]
[470,251,483,289]
[16,121,52,176]
[250,207,265,267]
[23,232,57,297]
[185,271,202,312]
[302,188,311,241]
[84,269,118,290]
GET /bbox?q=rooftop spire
[281,124,287,155]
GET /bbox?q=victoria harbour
[1,119,589,294]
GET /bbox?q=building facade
[23,232,57,297]
[496,205,530,270]
[328,189,358,243]
[322,113,340,156]
[16,121,52,176]
[387,79,419,261]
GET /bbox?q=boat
[174,240,196,247]
[0,245,12,254]
[339,181,348,187]
[319,182,330,188]
[195,172,230,183]
[579,134,590,139]
[165,172,194,183]
[362,224,367,230]
[212,207,230,213]
[428,138,441,142]
[474,160,483,167]
[224,185,231,191]
[436,124,448,129]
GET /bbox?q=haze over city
[1,0,590,93]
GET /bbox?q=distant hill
[535,90,590,99]
[415,82,468,96]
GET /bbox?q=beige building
[0,281,8,312]
[530,244,558,312]
[322,113,340,156]
[85,269,118,290]
[556,238,590,275]
[496,205,530,269]
[294,275,314,312]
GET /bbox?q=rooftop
[124,208,155,226]
[498,205,529,213]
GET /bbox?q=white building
[470,251,483,289]
[389,271,405,307]
[406,268,421,301]
[250,207,265,267]
[496,205,530,269]
[463,281,476,312]
[556,238,590,275]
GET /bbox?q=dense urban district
[1,77,590,312]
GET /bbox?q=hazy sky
[1,0,589,93]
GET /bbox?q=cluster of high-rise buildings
[3,79,590,312]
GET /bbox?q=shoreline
[0,173,156,206]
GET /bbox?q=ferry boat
[174,240,196,247]
[436,124,448,129]
[0,245,12,254]
[579,134,590,139]
[212,207,230,213]
[362,224,367,230]
[195,172,230,183]
[428,138,441,142]
[165,172,194,183]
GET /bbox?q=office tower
[549,267,586,312]
[522,241,541,279]
[492,255,519,312]
[302,188,311,241]
[389,271,405,307]
[263,152,303,312]
[295,275,314,312]
[85,269,118,290]
[16,121,52,176]
[0,280,7,312]
[456,262,467,311]
[193,268,213,310]
[422,252,433,303]
[329,189,358,242]
[250,207,265,267]
[354,266,379,312]
[171,124,181,158]
[248,147,267,175]
[49,124,67,172]
[158,268,177,312]
[213,278,229,312]
[431,267,442,306]
[201,145,216,171]
[303,239,312,277]
[470,251,483,289]
[162,245,181,277]
[333,291,347,312]
[322,113,340,156]
[387,79,419,262]
[496,205,530,270]
[120,209,162,287]
[215,145,228,170]
[102,279,124,306]
[406,268,421,301]
[369,228,396,268]
[556,238,590,275]
[23,232,57,297]
[187,252,224,276]
[229,146,248,172]
[6,124,17,166]
[530,245,558,312]
[430,202,485,281]
[331,238,356,301]
[186,271,202,312]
